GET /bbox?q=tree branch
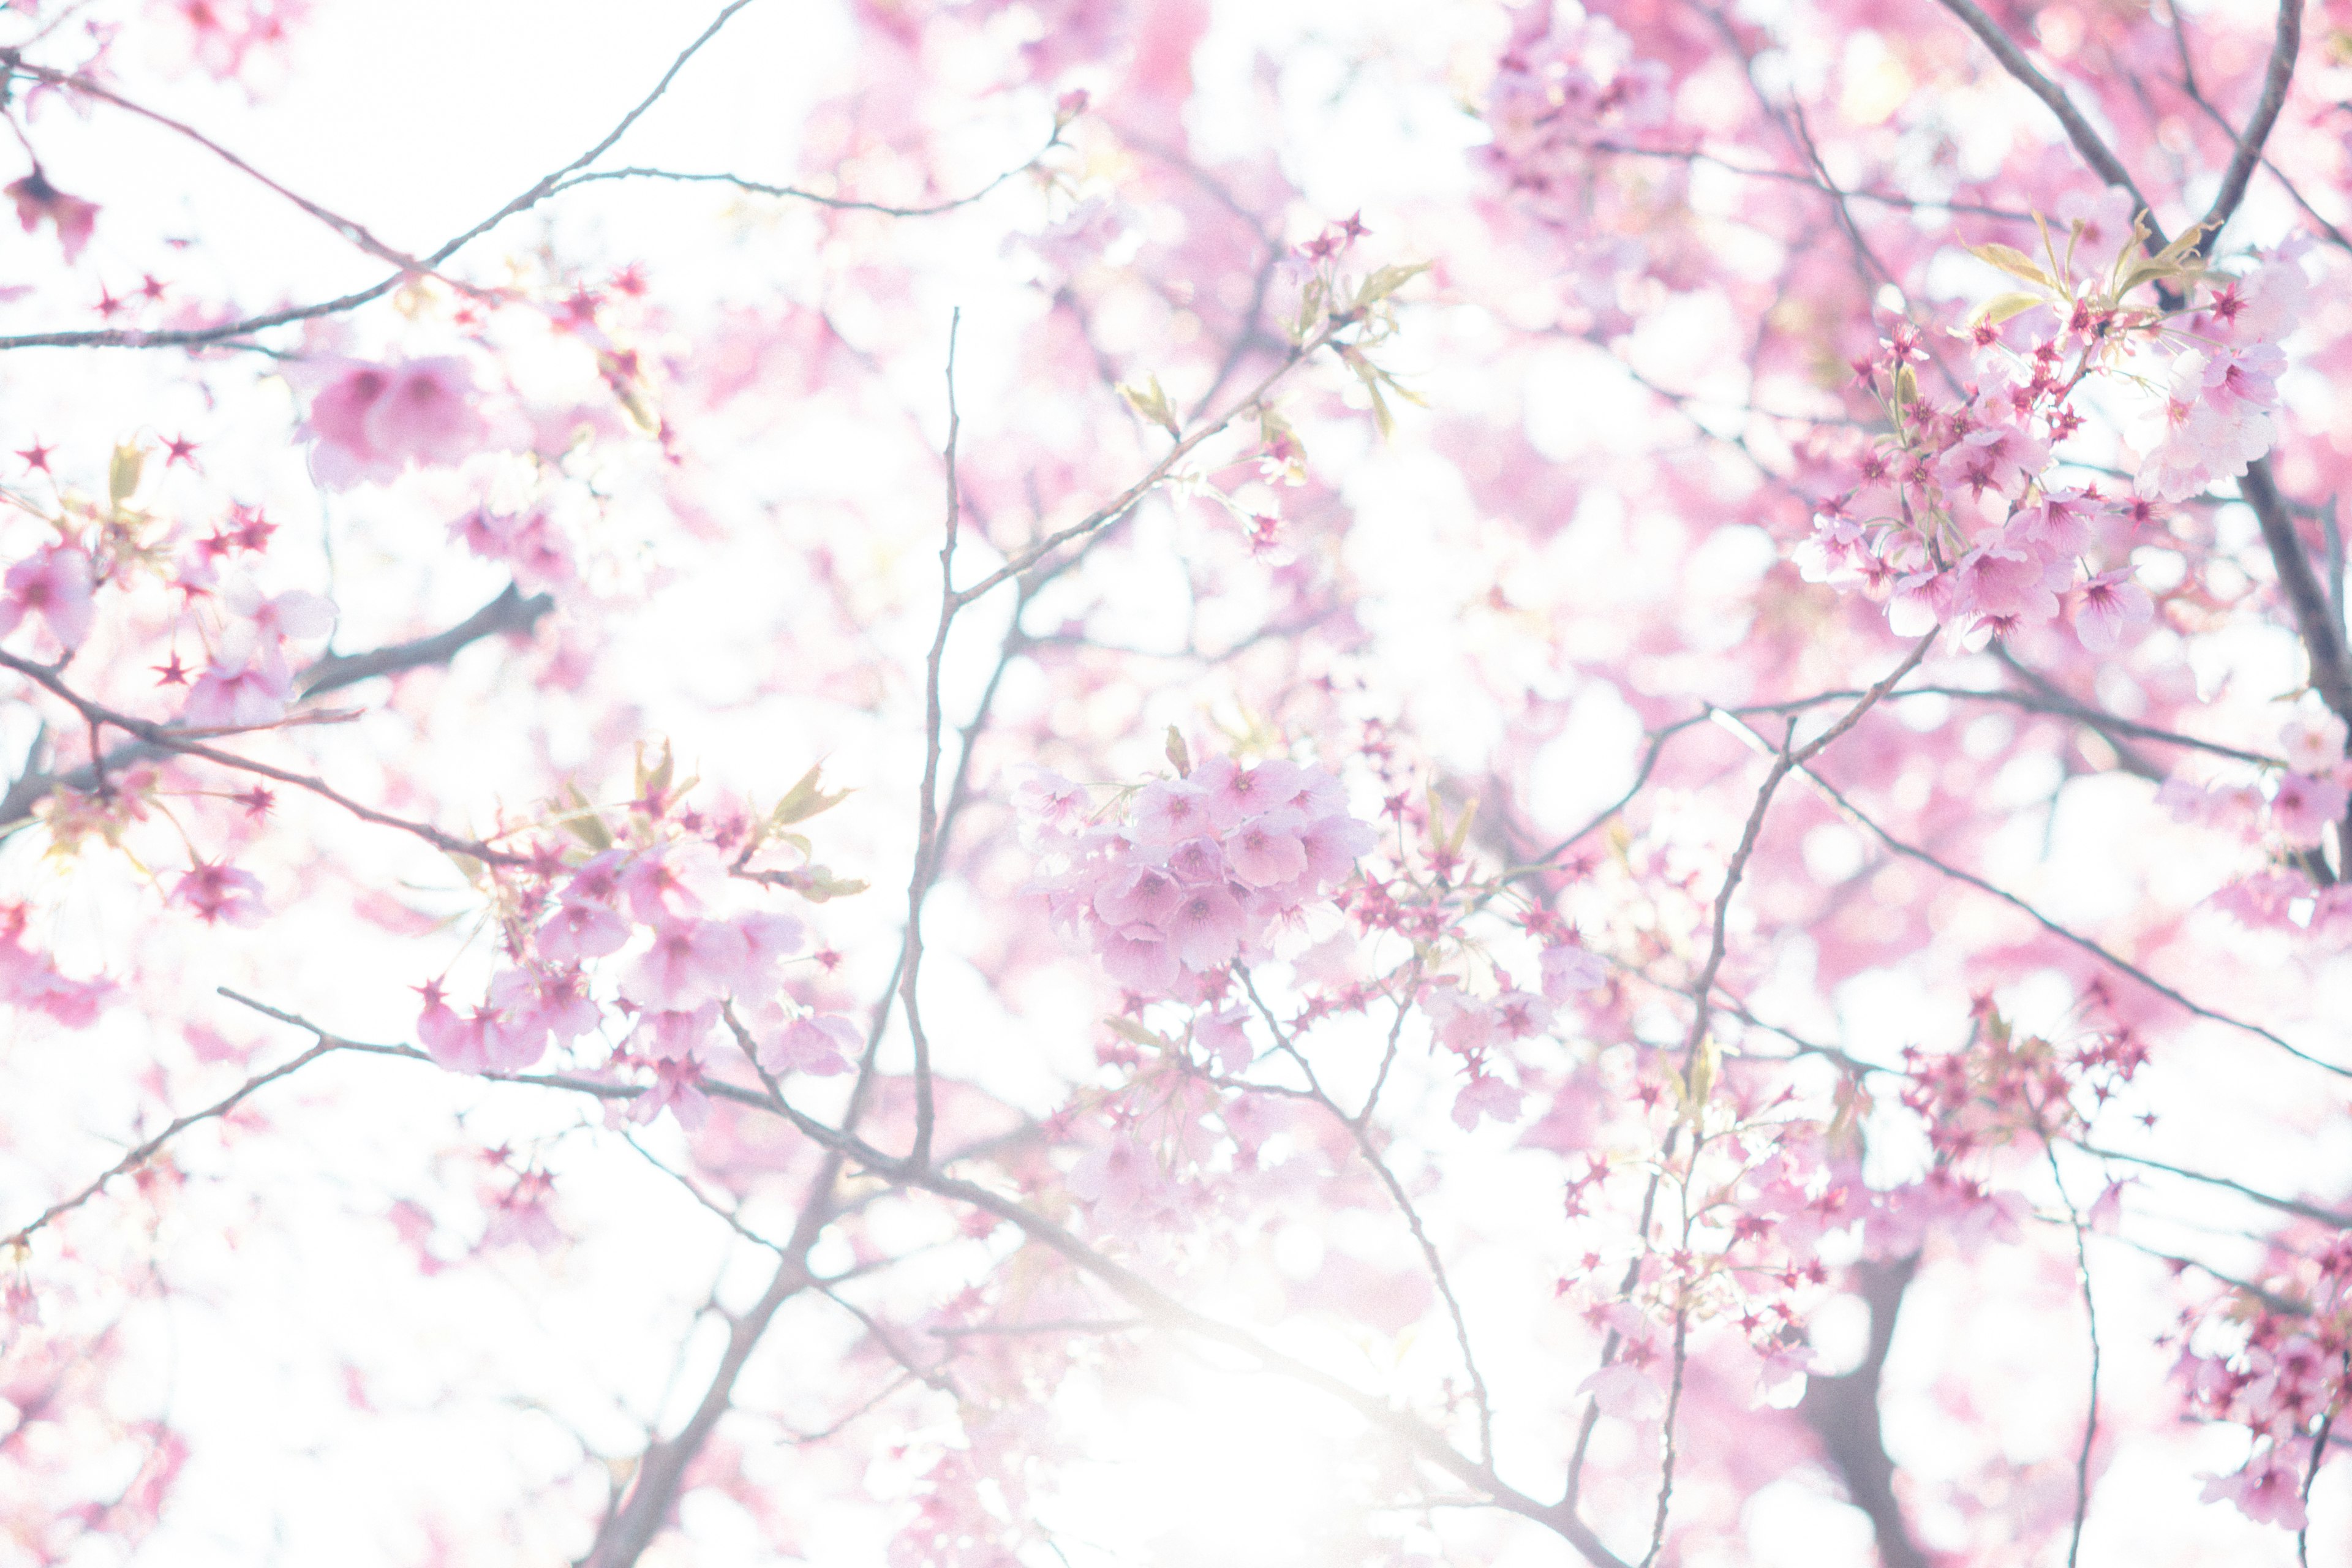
[2242,459,2352,726]
[1798,1255,1929,1568]
[298,582,553,698]
[2196,0,2306,255]
[1931,0,2167,250]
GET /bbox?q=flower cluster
[1023,752,1376,1001]
[2131,250,2307,502]
[2174,1234,2352,1531]
[179,578,336,729]
[295,356,486,489]
[1482,9,1675,208]
[1798,224,2306,653]
[1899,997,2146,1163]
[152,0,309,85]
[415,764,865,1129]
[449,502,576,595]
[0,902,108,1028]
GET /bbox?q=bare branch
[3,1035,344,1250]
[2242,460,2352,728]
[298,583,553,698]
[546,121,1064,216]
[1787,759,2349,1077]
[2196,0,2307,254]
[0,647,527,865]
[1932,0,2168,251]
[0,0,768,353]
[900,309,963,1171]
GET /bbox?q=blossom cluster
[1022,752,1376,1002]
[294,355,486,489]
[1797,228,2307,654]
[415,780,863,1131]
[2174,1234,2352,1531]
[1482,8,1676,206]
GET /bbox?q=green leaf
[796,865,869,902]
[1966,241,2058,291]
[109,443,145,506]
[1353,260,1430,310]
[1164,725,1191,778]
[1104,1016,1168,1050]
[1683,1033,1719,1121]
[1969,290,2047,327]
[1117,374,1180,436]
[772,762,850,826]
[559,782,612,851]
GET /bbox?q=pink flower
[1227,812,1308,886]
[1194,1005,1253,1072]
[627,917,752,1010]
[1886,567,1954,637]
[6,169,98,263]
[1164,883,1244,971]
[1197,756,1307,827]
[491,964,600,1042]
[1452,1071,1525,1131]
[2070,567,2153,653]
[2135,349,2278,501]
[173,861,266,925]
[640,1003,718,1062]
[1166,835,1229,884]
[628,1057,712,1132]
[369,358,484,463]
[2279,709,2346,775]
[1931,420,2048,508]
[1097,924,1179,992]
[757,1013,859,1076]
[298,355,485,488]
[1424,986,1495,1055]
[2271,771,2346,847]
[1014,769,1091,842]
[1129,779,1213,845]
[1950,543,2062,627]
[538,899,629,962]
[1298,813,1375,883]
[1067,1136,1168,1226]
[1540,941,1608,999]
[1576,1360,1664,1420]
[0,544,94,650]
[181,657,292,729]
[418,999,488,1074]
[617,848,704,924]
[1094,862,1181,928]
[2199,1447,2309,1531]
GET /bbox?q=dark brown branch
[2242,459,2352,725]
[1,585,549,832]
[581,1252,815,1568]
[1798,1256,1928,1568]
[298,583,553,698]
[2196,0,2306,255]
[2076,1143,2352,1229]
[230,990,1634,1568]
[1931,0,2168,251]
